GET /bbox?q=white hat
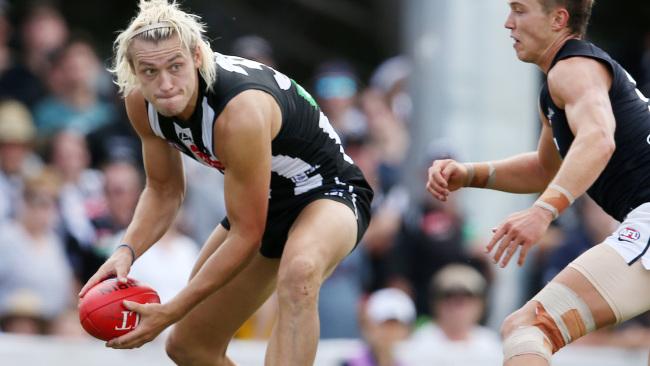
[366,288,416,325]
[431,264,487,298]
[0,100,36,144]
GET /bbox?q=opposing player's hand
[486,206,554,267]
[78,247,133,298]
[106,301,175,349]
[426,159,468,201]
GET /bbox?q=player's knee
[165,334,193,365]
[503,282,597,362]
[277,255,322,305]
[166,333,225,366]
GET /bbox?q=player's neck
[538,33,578,74]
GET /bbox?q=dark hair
[539,0,594,38]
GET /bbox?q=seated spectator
[0,169,74,335]
[231,34,276,67]
[319,247,365,339]
[0,99,40,222]
[398,264,501,365]
[0,289,48,335]
[33,35,116,137]
[0,3,68,108]
[342,288,416,366]
[92,160,143,259]
[128,212,200,304]
[313,60,367,144]
[49,130,107,282]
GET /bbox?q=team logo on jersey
[618,227,641,243]
[173,123,225,170]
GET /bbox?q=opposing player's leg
[165,224,280,366]
[265,199,359,366]
[501,243,650,366]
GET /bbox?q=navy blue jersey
[539,39,650,221]
[146,53,371,204]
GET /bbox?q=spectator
[92,160,143,259]
[0,3,68,108]
[0,289,48,334]
[49,130,106,282]
[342,288,416,366]
[231,34,276,67]
[128,212,200,304]
[0,99,40,222]
[398,264,501,365]
[0,168,75,335]
[369,56,412,124]
[319,247,365,339]
[313,60,367,144]
[33,36,116,137]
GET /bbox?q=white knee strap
[533,282,596,346]
[504,282,596,362]
[503,326,552,362]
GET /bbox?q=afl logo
[619,227,641,243]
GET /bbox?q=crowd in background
[2,2,650,365]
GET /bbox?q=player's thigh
[170,230,280,349]
[566,243,650,324]
[189,223,229,279]
[282,199,357,279]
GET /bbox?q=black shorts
[220,183,373,258]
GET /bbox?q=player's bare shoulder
[547,56,613,107]
[216,90,281,141]
[124,88,154,138]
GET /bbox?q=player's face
[130,34,202,118]
[504,0,555,64]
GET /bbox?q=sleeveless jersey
[539,39,650,221]
[146,53,370,202]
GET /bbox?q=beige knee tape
[503,326,552,362]
[532,282,595,349]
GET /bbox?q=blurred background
[1,0,650,365]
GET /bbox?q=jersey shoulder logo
[618,227,641,243]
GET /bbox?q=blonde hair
[110,0,216,96]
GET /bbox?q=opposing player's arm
[482,119,561,193]
[120,90,186,259]
[166,90,277,318]
[427,129,556,200]
[538,57,615,214]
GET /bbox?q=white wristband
[486,162,496,189]
[463,163,475,187]
[534,200,559,220]
[549,183,576,204]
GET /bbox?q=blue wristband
[116,244,136,264]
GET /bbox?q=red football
[78,277,160,341]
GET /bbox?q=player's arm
[119,90,186,258]
[427,112,561,200]
[79,90,185,296]
[535,57,615,218]
[165,90,276,319]
[480,119,561,193]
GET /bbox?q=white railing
[0,333,647,366]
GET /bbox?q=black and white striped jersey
[146,52,371,201]
[540,39,650,221]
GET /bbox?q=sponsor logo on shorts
[618,227,641,243]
